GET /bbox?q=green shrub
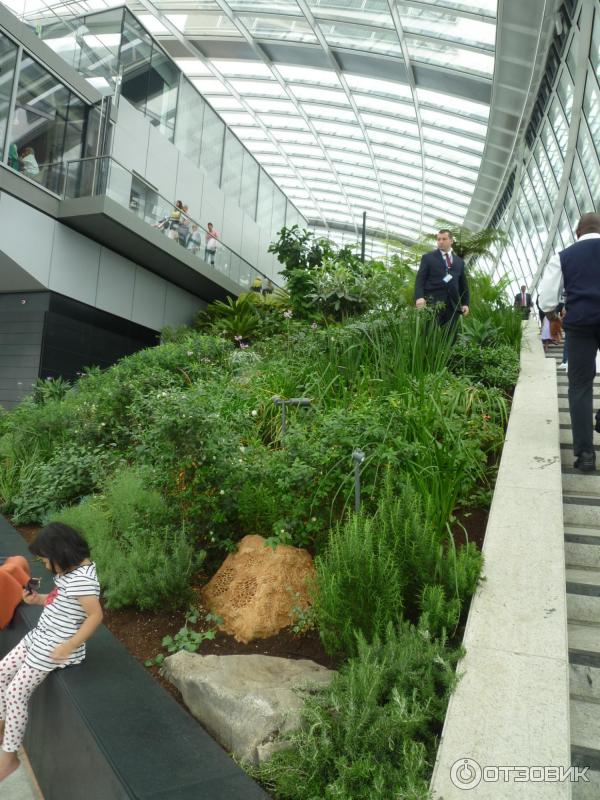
[314,480,483,656]
[54,467,201,610]
[451,342,519,392]
[10,442,119,524]
[256,623,461,800]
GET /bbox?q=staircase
[547,341,600,798]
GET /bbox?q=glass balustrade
[64,155,272,292]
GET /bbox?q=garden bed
[16,500,489,711]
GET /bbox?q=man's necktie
[522,293,526,307]
[445,253,452,270]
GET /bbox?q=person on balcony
[204,223,219,266]
[19,147,39,179]
[187,224,202,254]
[178,206,191,248]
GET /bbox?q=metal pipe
[360,211,366,262]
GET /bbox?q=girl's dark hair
[29,523,90,574]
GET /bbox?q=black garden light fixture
[272,395,312,438]
[352,448,365,512]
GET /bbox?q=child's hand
[22,590,43,605]
[51,641,74,662]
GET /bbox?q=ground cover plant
[0,224,521,799]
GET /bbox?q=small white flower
[239,446,246,453]
[311,517,317,522]
[251,410,258,417]
[187,350,193,356]
[219,489,225,495]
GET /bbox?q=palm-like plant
[196,294,260,343]
[429,220,507,261]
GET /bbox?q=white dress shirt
[538,232,600,312]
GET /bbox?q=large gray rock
[162,652,336,764]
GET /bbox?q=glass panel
[237,15,317,44]
[398,4,496,48]
[417,87,489,121]
[517,195,542,259]
[120,13,153,115]
[566,30,578,81]
[548,97,569,157]
[271,187,286,236]
[557,210,572,246]
[0,33,18,163]
[420,107,487,138]
[175,76,205,166]
[321,20,402,56]
[551,227,564,255]
[577,122,600,203]
[570,155,593,215]
[557,67,574,122]
[591,7,600,81]
[527,157,552,229]
[406,36,494,77]
[199,101,225,186]
[535,121,564,187]
[257,169,274,230]
[240,149,259,220]
[9,54,86,194]
[583,71,600,162]
[563,185,580,237]
[146,44,179,142]
[221,129,244,201]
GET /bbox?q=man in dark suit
[414,229,470,327]
[539,212,600,472]
[514,285,532,318]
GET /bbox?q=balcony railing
[63,155,274,292]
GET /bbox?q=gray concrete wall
[112,97,281,280]
[0,191,202,331]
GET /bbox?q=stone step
[567,566,600,623]
[571,697,600,752]
[571,762,600,800]
[561,430,600,446]
[562,470,600,493]
[570,649,600,703]
[563,496,600,527]
[558,393,600,401]
[569,621,600,655]
[566,527,600,568]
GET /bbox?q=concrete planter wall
[430,319,571,799]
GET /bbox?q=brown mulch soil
[14,505,489,710]
[451,505,489,551]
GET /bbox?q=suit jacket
[514,292,532,308]
[414,250,469,309]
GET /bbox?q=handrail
[63,154,278,290]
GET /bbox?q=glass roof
[6,0,499,240]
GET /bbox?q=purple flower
[240,342,249,349]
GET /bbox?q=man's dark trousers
[566,324,600,456]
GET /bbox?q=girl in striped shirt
[0,523,102,782]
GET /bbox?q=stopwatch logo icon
[450,758,482,789]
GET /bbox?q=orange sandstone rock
[202,535,316,643]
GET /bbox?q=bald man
[539,212,600,472]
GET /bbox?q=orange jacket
[0,556,30,629]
